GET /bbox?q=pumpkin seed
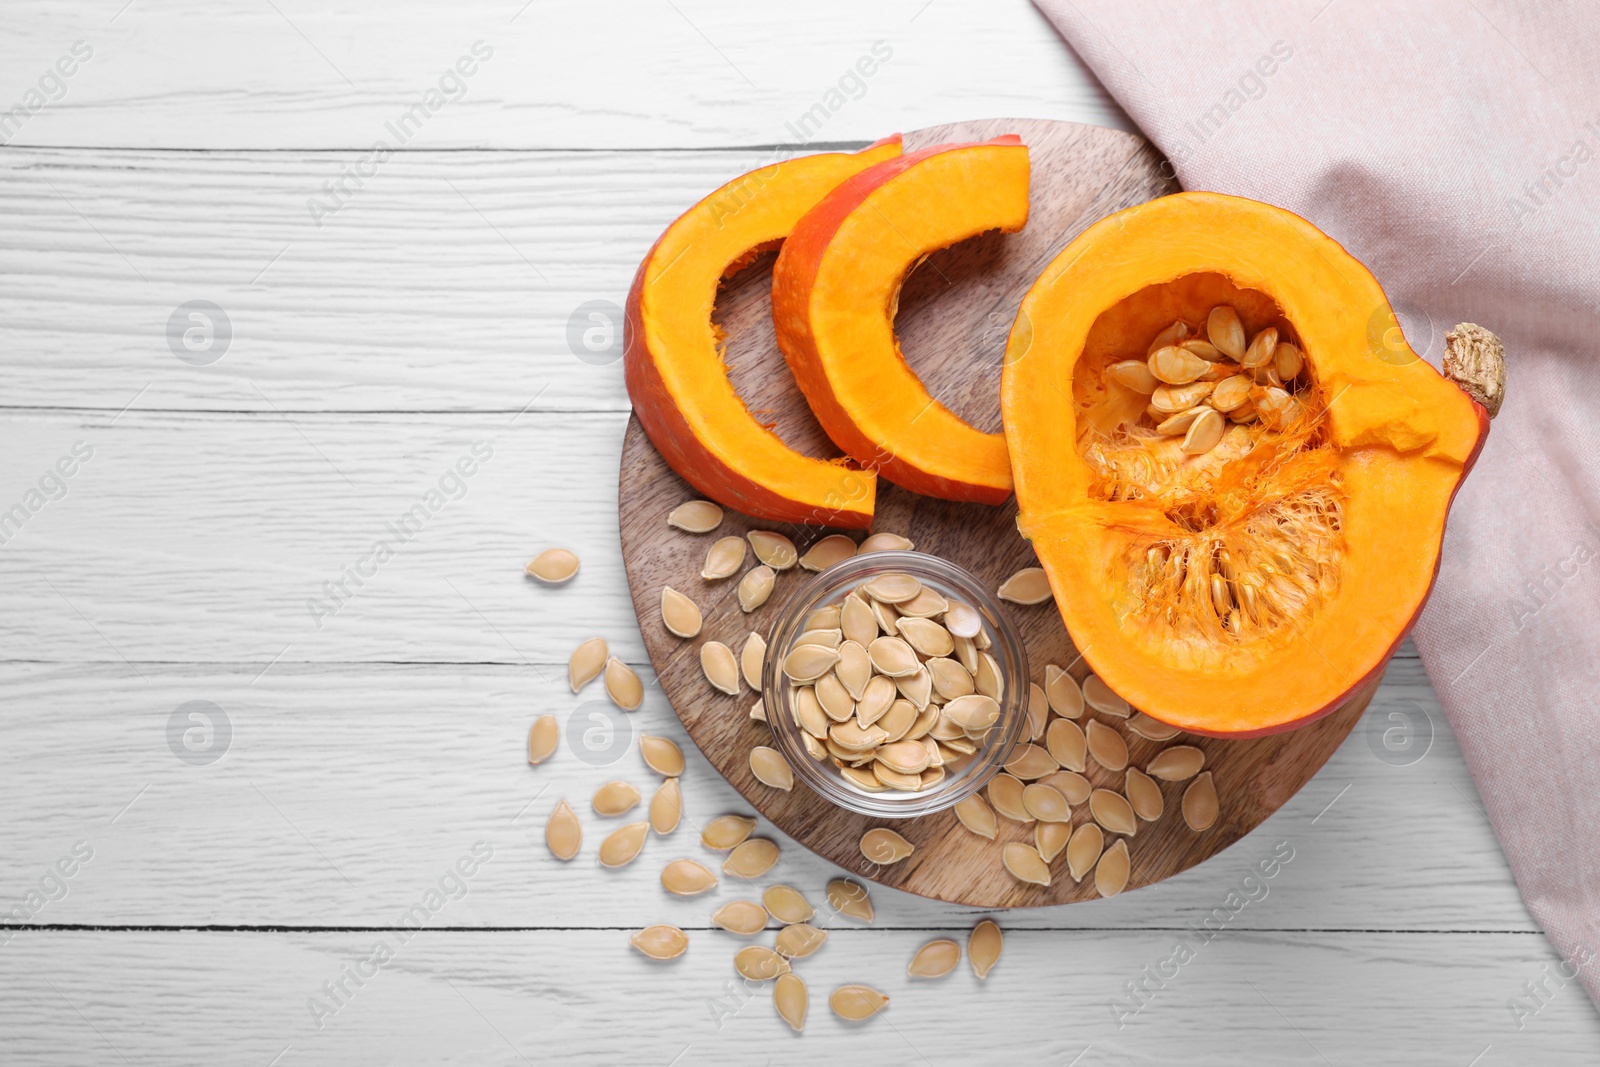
[667,499,723,533]
[826,878,874,922]
[815,672,855,721]
[876,739,932,775]
[953,793,999,839]
[1045,718,1087,772]
[1036,820,1072,863]
[1151,379,1215,414]
[804,604,841,630]
[1274,340,1304,381]
[1090,788,1138,837]
[737,565,776,612]
[930,658,977,703]
[591,780,641,817]
[630,924,688,960]
[1004,743,1059,781]
[997,567,1051,605]
[942,599,982,638]
[897,587,949,618]
[747,530,798,570]
[597,821,649,867]
[943,694,1000,733]
[527,714,559,764]
[864,572,922,604]
[783,643,840,683]
[1180,407,1226,455]
[790,686,824,737]
[1022,783,1071,822]
[835,641,872,700]
[953,634,979,673]
[908,938,961,978]
[749,746,793,791]
[1147,344,1211,385]
[761,885,814,925]
[1026,682,1048,740]
[918,765,945,791]
[712,899,769,936]
[1183,771,1219,830]
[803,733,830,762]
[1156,405,1209,436]
[736,945,791,981]
[987,773,1032,823]
[1086,720,1129,771]
[569,637,607,693]
[866,636,919,677]
[1241,325,1278,368]
[545,799,581,861]
[701,814,757,850]
[1128,712,1181,741]
[855,676,897,728]
[661,858,718,896]
[639,734,684,777]
[1208,373,1254,412]
[774,972,808,1031]
[723,837,780,879]
[1082,674,1130,717]
[904,704,940,741]
[1003,842,1050,886]
[740,632,766,690]
[604,656,644,711]
[701,535,746,580]
[1095,838,1131,897]
[525,547,580,584]
[968,919,1003,979]
[894,666,932,709]
[869,597,901,636]
[1043,770,1092,805]
[859,827,913,864]
[775,923,827,959]
[1125,767,1164,822]
[649,778,682,834]
[830,720,889,750]
[1066,823,1103,882]
[830,984,888,1021]
[1149,745,1206,781]
[840,595,878,646]
[1108,358,1160,393]
[1207,306,1246,360]
[897,617,954,657]
[857,532,914,553]
[975,652,1004,702]
[660,586,703,638]
[800,534,857,571]
[749,698,766,723]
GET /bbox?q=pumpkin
[771,136,1029,504]
[625,137,903,528]
[1002,191,1504,736]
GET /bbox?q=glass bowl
[761,550,1030,818]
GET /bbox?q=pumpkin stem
[1443,323,1506,418]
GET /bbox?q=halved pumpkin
[1002,191,1503,736]
[771,136,1029,503]
[625,137,903,528]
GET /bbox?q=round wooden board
[618,118,1372,907]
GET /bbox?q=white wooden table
[2,2,1595,1063]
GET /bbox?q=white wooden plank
[0,0,1129,150]
[0,658,1519,931]
[3,928,1594,1065]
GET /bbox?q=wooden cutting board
[617,118,1371,908]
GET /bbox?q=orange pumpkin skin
[1002,191,1491,737]
[625,138,903,528]
[771,136,1029,504]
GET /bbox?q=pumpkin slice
[771,136,1029,503]
[625,137,903,528]
[1002,191,1503,736]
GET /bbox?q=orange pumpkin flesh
[772,136,1028,504]
[1002,191,1490,737]
[625,138,903,528]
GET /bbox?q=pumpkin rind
[771,136,1029,503]
[1002,191,1488,736]
[625,138,903,528]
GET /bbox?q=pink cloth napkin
[1036,0,1600,1004]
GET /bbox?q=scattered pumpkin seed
[660,586,702,638]
[1004,742,1059,780]
[591,780,641,817]
[987,773,1032,823]
[604,656,644,711]
[1086,720,1129,771]
[826,878,874,922]
[749,746,794,791]
[597,821,649,868]
[1026,682,1048,741]
[749,698,767,723]
[1148,745,1206,781]
[761,885,814,925]
[1036,820,1072,863]
[908,939,961,978]
[525,547,580,584]
[667,499,723,533]
[1125,767,1163,822]
[783,643,840,683]
[740,632,767,690]
[1127,712,1182,741]
[640,734,685,777]
[660,858,718,896]
[775,923,827,959]
[1045,718,1087,773]
[737,565,776,612]
[569,637,607,693]
[712,899,769,936]
[857,532,914,553]
[830,984,888,1021]
[649,778,682,834]
[701,813,757,851]
[968,920,1003,979]
[545,799,581,861]
[1183,771,1219,830]
[774,973,808,1032]
[1002,841,1051,886]
[747,530,799,570]
[1095,838,1131,897]
[953,793,999,839]
[629,924,688,960]
[800,534,857,571]
[701,641,741,696]
[859,827,913,864]
[1082,673,1130,717]
[701,535,746,580]
[1022,783,1071,822]
[997,567,1051,605]
[527,714,559,764]
[1066,822,1103,882]
[736,945,791,981]
[1090,788,1138,837]
[1044,664,1084,718]
[723,837,780,879]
